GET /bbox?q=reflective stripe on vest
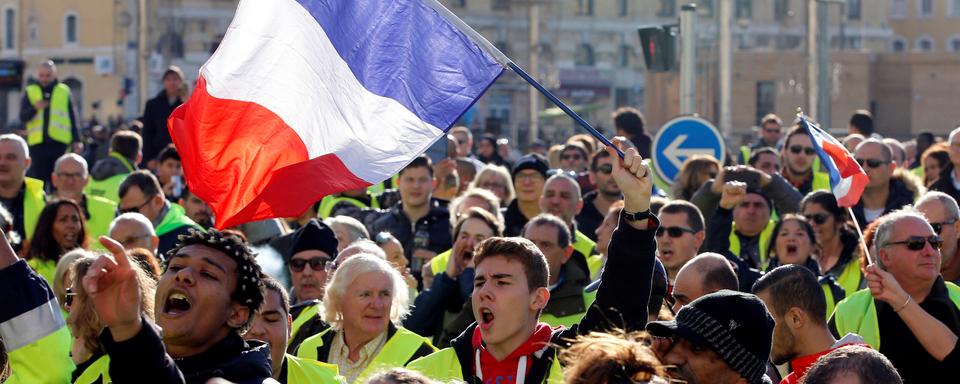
[24,177,45,242]
[297,326,435,383]
[728,220,775,269]
[573,230,596,261]
[25,83,72,146]
[407,346,565,384]
[289,303,321,344]
[73,355,111,384]
[834,282,960,349]
[284,354,344,384]
[540,289,597,329]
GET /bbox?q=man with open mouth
[82,230,275,383]
[408,137,659,383]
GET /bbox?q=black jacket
[930,164,960,205]
[851,174,921,230]
[370,201,452,268]
[100,318,276,384]
[574,191,604,242]
[443,213,659,383]
[503,199,531,237]
[141,91,183,165]
[705,207,764,291]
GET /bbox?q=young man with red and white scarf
[408,137,658,383]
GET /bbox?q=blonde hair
[561,330,666,384]
[469,164,515,204]
[320,254,410,329]
[53,249,90,307]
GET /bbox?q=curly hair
[164,229,265,332]
[561,330,667,384]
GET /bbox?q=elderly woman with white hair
[468,164,515,206]
[295,254,435,383]
[325,215,370,253]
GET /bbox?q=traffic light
[638,26,676,72]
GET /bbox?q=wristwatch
[622,209,653,222]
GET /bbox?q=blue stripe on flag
[801,118,841,188]
[297,0,504,131]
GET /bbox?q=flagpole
[846,207,873,266]
[507,62,626,159]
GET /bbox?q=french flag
[169,0,506,228]
[800,116,868,207]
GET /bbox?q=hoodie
[470,323,553,384]
[90,153,135,181]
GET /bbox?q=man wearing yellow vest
[284,219,338,354]
[0,134,45,253]
[244,276,345,383]
[0,215,73,384]
[18,60,81,187]
[117,170,199,257]
[917,191,960,284]
[408,138,657,383]
[829,209,960,383]
[87,130,141,204]
[50,153,117,242]
[781,125,831,196]
[539,173,596,267]
[706,181,777,270]
[739,113,783,165]
[522,214,594,328]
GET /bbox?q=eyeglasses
[117,196,155,216]
[289,257,335,272]
[56,172,84,179]
[561,154,583,161]
[374,231,395,246]
[595,164,613,175]
[931,220,957,234]
[655,226,699,238]
[856,158,888,168]
[885,235,943,251]
[804,213,831,225]
[479,181,506,190]
[64,287,77,307]
[789,145,816,156]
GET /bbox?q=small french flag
[800,116,868,207]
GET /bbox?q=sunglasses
[885,235,943,251]
[289,257,335,272]
[64,287,77,307]
[116,196,155,216]
[789,145,816,156]
[856,158,888,168]
[931,220,957,234]
[596,164,613,175]
[656,226,698,238]
[804,213,831,225]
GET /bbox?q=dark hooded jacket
[851,170,923,230]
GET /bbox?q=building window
[658,0,676,17]
[578,0,594,16]
[891,37,907,52]
[948,36,960,52]
[488,91,511,125]
[774,0,790,21]
[918,0,934,18]
[916,36,934,52]
[756,81,775,126]
[491,0,508,11]
[847,0,861,20]
[951,0,960,17]
[4,8,14,50]
[618,0,629,16]
[619,45,632,67]
[64,13,77,45]
[735,0,753,19]
[890,0,906,19]
[575,43,594,67]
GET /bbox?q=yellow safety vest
[23,177,45,242]
[84,152,135,204]
[433,232,598,279]
[740,146,751,165]
[297,326,436,384]
[812,171,831,192]
[572,230,595,260]
[25,83,72,146]
[728,220,775,269]
[6,325,74,384]
[833,282,960,350]
[26,258,56,286]
[586,254,604,280]
[85,194,118,248]
[284,354,344,384]
[289,302,321,344]
[73,355,111,384]
[834,258,864,298]
[316,194,379,219]
[541,289,597,328]
[430,248,452,276]
[407,345,565,384]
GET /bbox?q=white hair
[449,187,504,228]
[320,254,410,330]
[873,207,929,269]
[469,164,515,204]
[916,191,960,222]
[54,153,88,177]
[0,134,29,159]
[324,215,369,243]
[337,239,386,263]
[109,212,156,237]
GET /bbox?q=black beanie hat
[289,219,338,259]
[512,153,549,180]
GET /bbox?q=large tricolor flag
[169,0,508,228]
[800,116,868,207]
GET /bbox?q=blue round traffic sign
[652,115,725,185]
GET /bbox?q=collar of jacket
[176,332,274,383]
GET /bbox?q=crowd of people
[1,62,959,384]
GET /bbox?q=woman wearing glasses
[25,199,88,284]
[295,254,435,383]
[800,191,866,296]
[67,251,157,384]
[764,214,847,317]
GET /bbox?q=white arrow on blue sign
[652,115,726,185]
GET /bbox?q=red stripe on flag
[168,76,371,229]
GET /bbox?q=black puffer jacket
[851,171,923,229]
